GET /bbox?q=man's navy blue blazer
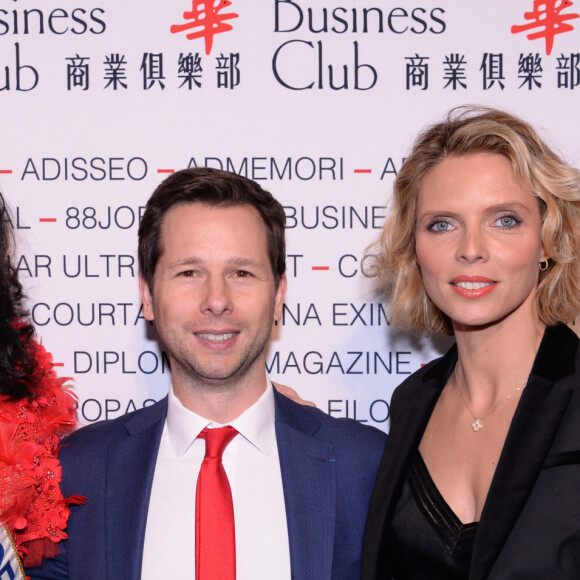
[28,388,386,580]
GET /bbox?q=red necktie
[195,426,238,580]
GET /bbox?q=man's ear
[273,274,287,323]
[139,275,155,321]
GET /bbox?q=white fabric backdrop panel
[1,0,578,430]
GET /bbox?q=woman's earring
[539,260,549,271]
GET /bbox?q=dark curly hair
[0,194,38,400]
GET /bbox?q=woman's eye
[429,220,452,232]
[495,215,519,228]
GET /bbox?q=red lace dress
[0,340,83,568]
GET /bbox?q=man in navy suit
[28,167,386,580]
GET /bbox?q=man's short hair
[138,167,287,289]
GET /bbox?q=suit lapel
[362,351,454,580]
[471,325,577,580]
[104,399,167,580]
[274,390,336,580]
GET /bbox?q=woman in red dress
[0,194,81,576]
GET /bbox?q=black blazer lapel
[105,399,167,580]
[274,390,336,580]
[471,325,577,580]
[362,349,456,580]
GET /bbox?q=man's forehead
[158,203,269,261]
[166,255,263,269]
[161,202,265,234]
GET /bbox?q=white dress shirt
[142,382,291,580]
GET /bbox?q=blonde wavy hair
[373,106,580,335]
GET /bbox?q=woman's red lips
[450,276,497,298]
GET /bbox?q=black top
[363,324,580,580]
[386,452,478,580]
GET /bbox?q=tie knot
[200,425,238,459]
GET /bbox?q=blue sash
[0,527,24,580]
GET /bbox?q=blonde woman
[362,107,580,579]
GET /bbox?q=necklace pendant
[472,419,483,432]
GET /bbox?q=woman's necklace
[455,366,527,432]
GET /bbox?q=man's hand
[273,383,316,407]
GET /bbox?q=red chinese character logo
[511,0,579,55]
[171,0,239,55]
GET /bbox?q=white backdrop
[1,0,579,430]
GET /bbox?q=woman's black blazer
[362,323,580,580]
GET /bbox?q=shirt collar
[166,381,276,457]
